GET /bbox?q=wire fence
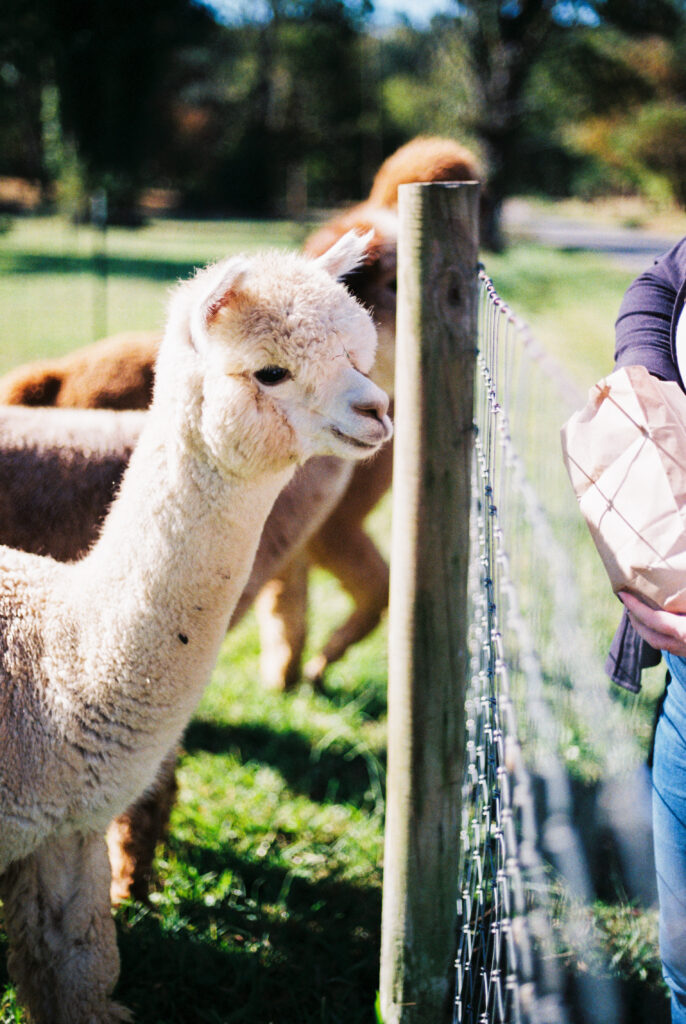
[454,268,654,1024]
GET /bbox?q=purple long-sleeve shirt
[606,236,686,691]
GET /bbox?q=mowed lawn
[0,212,671,1021]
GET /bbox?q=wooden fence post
[379,181,480,1024]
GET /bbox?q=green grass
[115,591,389,1024]
[0,213,669,1020]
[0,215,314,372]
[485,243,637,387]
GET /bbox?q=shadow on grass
[320,678,387,721]
[115,842,381,1024]
[183,719,385,809]
[1,846,381,1024]
[0,250,198,283]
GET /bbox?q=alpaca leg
[0,832,131,1024]
[302,444,393,684]
[255,554,309,690]
[304,524,389,684]
[107,747,179,905]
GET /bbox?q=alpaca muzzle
[327,371,392,454]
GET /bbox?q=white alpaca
[0,407,353,902]
[0,230,391,1024]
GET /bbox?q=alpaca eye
[255,366,291,386]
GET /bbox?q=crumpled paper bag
[561,364,686,612]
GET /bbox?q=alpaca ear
[315,229,374,281]
[190,257,250,351]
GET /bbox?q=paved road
[502,199,683,268]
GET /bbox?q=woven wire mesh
[453,268,648,1024]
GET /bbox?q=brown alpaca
[258,135,481,687]
[0,135,481,691]
[0,330,160,408]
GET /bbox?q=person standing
[607,235,686,1023]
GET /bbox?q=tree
[0,0,53,187]
[0,0,218,221]
[374,0,686,248]
[371,2,575,248]
[48,0,216,222]
[559,26,686,206]
[167,0,376,215]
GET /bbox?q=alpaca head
[303,208,398,396]
[302,136,482,399]
[157,231,392,477]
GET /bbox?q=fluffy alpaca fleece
[0,405,354,903]
[0,406,144,560]
[0,232,391,1023]
[0,406,350,609]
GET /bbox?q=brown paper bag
[561,364,686,612]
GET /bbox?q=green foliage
[629,102,686,206]
[376,20,483,160]
[555,25,686,205]
[551,883,664,989]
[156,2,379,214]
[370,2,686,216]
[4,0,686,219]
[52,0,216,209]
[529,28,656,128]
[602,0,684,37]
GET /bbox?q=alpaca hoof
[303,653,328,690]
[110,874,152,907]
[260,655,301,692]
[110,875,135,907]
[107,1001,134,1023]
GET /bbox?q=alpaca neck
[70,411,294,721]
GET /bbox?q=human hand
[620,591,686,656]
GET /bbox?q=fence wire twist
[454,269,648,1024]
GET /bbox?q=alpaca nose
[353,388,389,423]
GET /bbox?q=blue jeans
[654,653,686,1023]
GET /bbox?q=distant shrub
[568,103,686,208]
[630,102,686,207]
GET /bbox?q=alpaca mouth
[329,426,384,450]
